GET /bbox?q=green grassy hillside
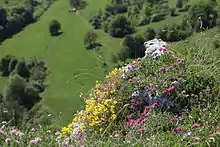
[0,0,121,124]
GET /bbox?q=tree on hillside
[118,34,145,60]
[108,15,134,37]
[188,1,216,31]
[176,0,183,8]
[144,4,153,16]
[84,30,98,49]
[0,55,14,76]
[49,20,61,36]
[16,59,30,78]
[69,0,87,9]
[144,28,156,40]
[0,7,7,27]
[111,0,124,5]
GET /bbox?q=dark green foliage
[49,20,61,36]
[0,0,55,42]
[69,0,87,9]
[138,16,151,26]
[84,30,98,49]
[0,55,14,76]
[108,15,134,37]
[170,8,177,16]
[0,56,48,126]
[105,4,127,15]
[216,12,220,28]
[176,0,183,8]
[0,5,34,42]
[118,34,145,60]
[16,59,30,78]
[144,27,156,40]
[188,1,217,31]
[152,13,166,22]
[144,4,153,16]
[90,16,102,29]
[0,7,7,26]
[157,24,190,41]
[8,57,18,74]
[213,39,220,48]
[178,4,190,12]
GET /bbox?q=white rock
[144,39,167,58]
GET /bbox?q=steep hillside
[0,33,220,146]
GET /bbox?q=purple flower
[192,123,200,128]
[159,67,166,71]
[144,85,150,89]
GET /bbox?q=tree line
[0,0,54,42]
[0,55,49,126]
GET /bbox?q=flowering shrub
[1,43,220,146]
[59,67,124,140]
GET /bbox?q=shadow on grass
[86,43,103,50]
[51,32,64,37]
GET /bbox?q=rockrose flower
[30,137,41,144]
[5,138,11,144]
[192,136,200,141]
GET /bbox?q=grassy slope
[0,0,121,124]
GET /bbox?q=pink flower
[159,47,168,51]
[162,89,168,94]
[144,85,150,89]
[176,58,184,64]
[10,129,17,136]
[0,129,4,135]
[141,112,150,117]
[179,132,184,136]
[170,117,177,122]
[151,103,158,108]
[159,67,166,71]
[139,128,144,133]
[30,137,41,144]
[127,113,134,119]
[216,126,220,130]
[192,123,200,128]
[192,136,200,141]
[134,101,141,107]
[5,138,11,144]
[125,122,130,128]
[137,117,143,123]
[152,87,157,92]
[167,87,175,92]
[175,127,182,132]
[137,65,143,69]
[128,79,132,82]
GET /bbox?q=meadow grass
[0,0,121,124]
